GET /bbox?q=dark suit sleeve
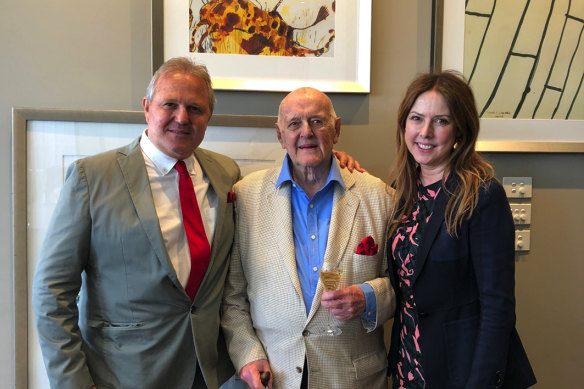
[466,180,516,388]
[32,161,95,389]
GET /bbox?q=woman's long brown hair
[388,71,495,237]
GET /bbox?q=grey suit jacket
[222,161,396,389]
[32,137,240,389]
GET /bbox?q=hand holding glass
[320,266,342,336]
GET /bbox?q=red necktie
[175,160,211,300]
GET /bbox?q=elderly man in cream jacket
[221,87,395,389]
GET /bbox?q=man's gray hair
[146,57,216,113]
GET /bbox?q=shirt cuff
[357,283,376,323]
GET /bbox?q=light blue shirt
[275,155,377,321]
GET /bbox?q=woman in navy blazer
[386,72,536,388]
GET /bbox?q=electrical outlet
[515,230,531,251]
[503,177,532,199]
[510,203,532,225]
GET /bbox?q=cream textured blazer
[222,160,396,389]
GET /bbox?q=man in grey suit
[221,87,396,389]
[32,57,240,389]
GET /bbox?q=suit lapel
[411,177,455,285]
[308,167,359,321]
[323,167,358,270]
[117,138,179,285]
[268,171,304,301]
[195,148,230,265]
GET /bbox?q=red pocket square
[227,191,237,203]
[355,235,378,256]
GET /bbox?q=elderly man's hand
[239,359,273,389]
[320,285,366,321]
[333,150,367,173]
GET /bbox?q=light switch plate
[515,230,531,251]
[510,203,532,225]
[503,177,532,199]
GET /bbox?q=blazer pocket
[443,315,479,387]
[353,349,388,380]
[351,253,382,283]
[84,322,150,388]
[86,320,146,348]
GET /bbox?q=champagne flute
[319,265,343,336]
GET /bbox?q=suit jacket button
[302,330,310,337]
[296,366,303,373]
[190,306,196,313]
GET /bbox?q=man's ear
[142,96,150,122]
[275,123,286,149]
[333,117,341,144]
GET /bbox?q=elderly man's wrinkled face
[143,72,212,160]
[276,88,340,173]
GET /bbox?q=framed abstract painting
[152,0,372,93]
[436,0,583,152]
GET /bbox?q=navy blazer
[387,177,536,389]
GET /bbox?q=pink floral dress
[390,180,442,389]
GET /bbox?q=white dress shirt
[140,131,218,288]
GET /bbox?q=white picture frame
[438,0,584,153]
[153,0,372,93]
[12,108,282,388]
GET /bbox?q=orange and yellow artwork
[190,0,336,57]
